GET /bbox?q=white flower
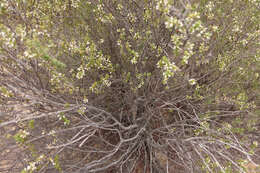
[24,162,37,171]
[99,39,104,43]
[20,130,29,138]
[212,25,218,32]
[39,154,44,160]
[49,130,56,135]
[189,79,197,85]
[83,97,88,103]
[50,158,55,165]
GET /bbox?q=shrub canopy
[0,0,259,172]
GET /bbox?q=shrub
[0,0,259,172]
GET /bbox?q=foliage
[0,0,259,172]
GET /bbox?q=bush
[0,0,259,172]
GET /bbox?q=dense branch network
[0,0,259,173]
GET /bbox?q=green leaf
[54,155,62,172]
[28,120,35,129]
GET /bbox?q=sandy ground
[0,123,25,173]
